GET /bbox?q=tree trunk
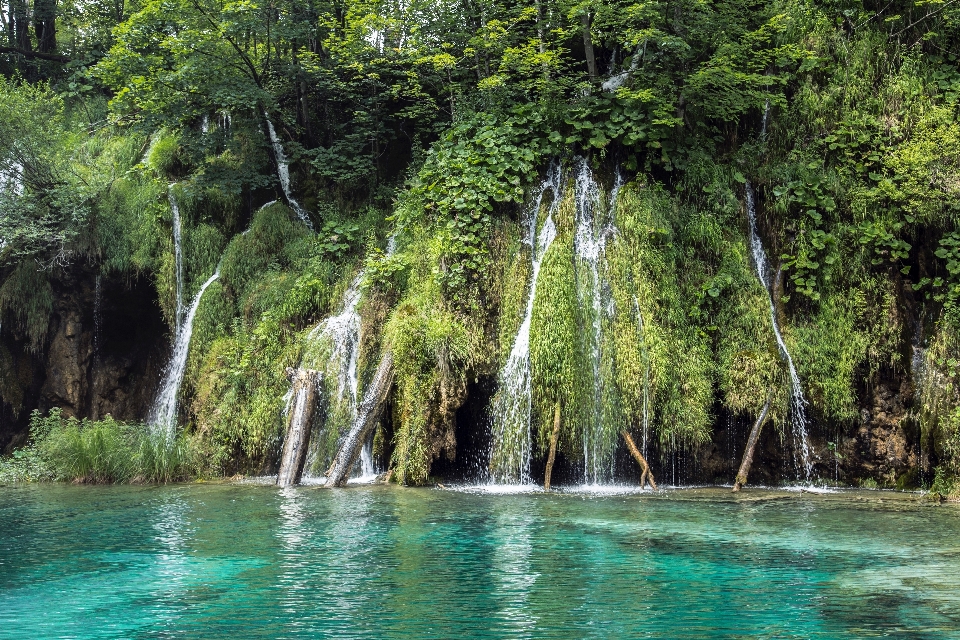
[733,394,773,492]
[621,429,657,490]
[33,0,56,53]
[11,0,30,51]
[325,351,394,488]
[543,402,561,491]
[581,12,597,82]
[1,4,10,45]
[276,368,322,487]
[535,0,549,81]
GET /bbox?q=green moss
[529,226,592,458]
[0,263,54,353]
[96,174,166,276]
[220,203,310,299]
[384,230,480,485]
[147,132,180,177]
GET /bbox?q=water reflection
[1,485,959,638]
[492,503,539,635]
[150,492,193,626]
[277,486,311,628]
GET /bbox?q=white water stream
[294,235,398,480]
[264,116,312,230]
[169,186,185,327]
[149,265,221,437]
[745,181,813,479]
[572,158,617,484]
[307,272,365,410]
[490,166,563,483]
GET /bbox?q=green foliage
[607,181,727,449]
[0,263,54,352]
[220,203,311,298]
[397,111,554,301]
[316,219,361,262]
[918,311,960,483]
[924,232,960,310]
[0,445,51,483]
[385,233,480,484]
[0,409,200,483]
[146,132,180,177]
[792,290,876,422]
[0,78,89,266]
[529,230,590,455]
[96,173,166,276]
[774,176,839,300]
[857,220,911,269]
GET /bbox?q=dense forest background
[3,0,960,491]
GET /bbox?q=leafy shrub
[0,409,198,484]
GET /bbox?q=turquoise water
[1,483,959,638]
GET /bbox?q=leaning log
[621,429,657,490]
[325,351,394,488]
[277,368,322,487]
[544,402,561,491]
[732,394,773,492]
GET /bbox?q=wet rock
[1,269,167,452]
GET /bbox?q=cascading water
[264,116,312,230]
[307,272,364,409]
[149,264,221,437]
[572,158,618,484]
[169,186,185,327]
[745,181,813,480]
[294,235,398,479]
[359,436,376,480]
[489,166,563,484]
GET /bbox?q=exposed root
[732,394,773,492]
[621,429,657,490]
[544,402,561,491]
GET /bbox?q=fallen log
[325,351,394,488]
[732,394,773,492]
[544,402,561,491]
[0,46,70,62]
[621,429,657,490]
[277,368,322,487]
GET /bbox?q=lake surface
[1,483,959,638]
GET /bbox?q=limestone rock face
[39,289,90,415]
[1,270,167,452]
[840,377,920,486]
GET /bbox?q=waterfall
[572,158,617,484]
[745,181,812,480]
[169,186,185,327]
[264,116,312,230]
[359,435,376,479]
[761,99,771,139]
[149,264,221,437]
[307,272,364,410]
[293,235,397,479]
[490,166,563,484]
